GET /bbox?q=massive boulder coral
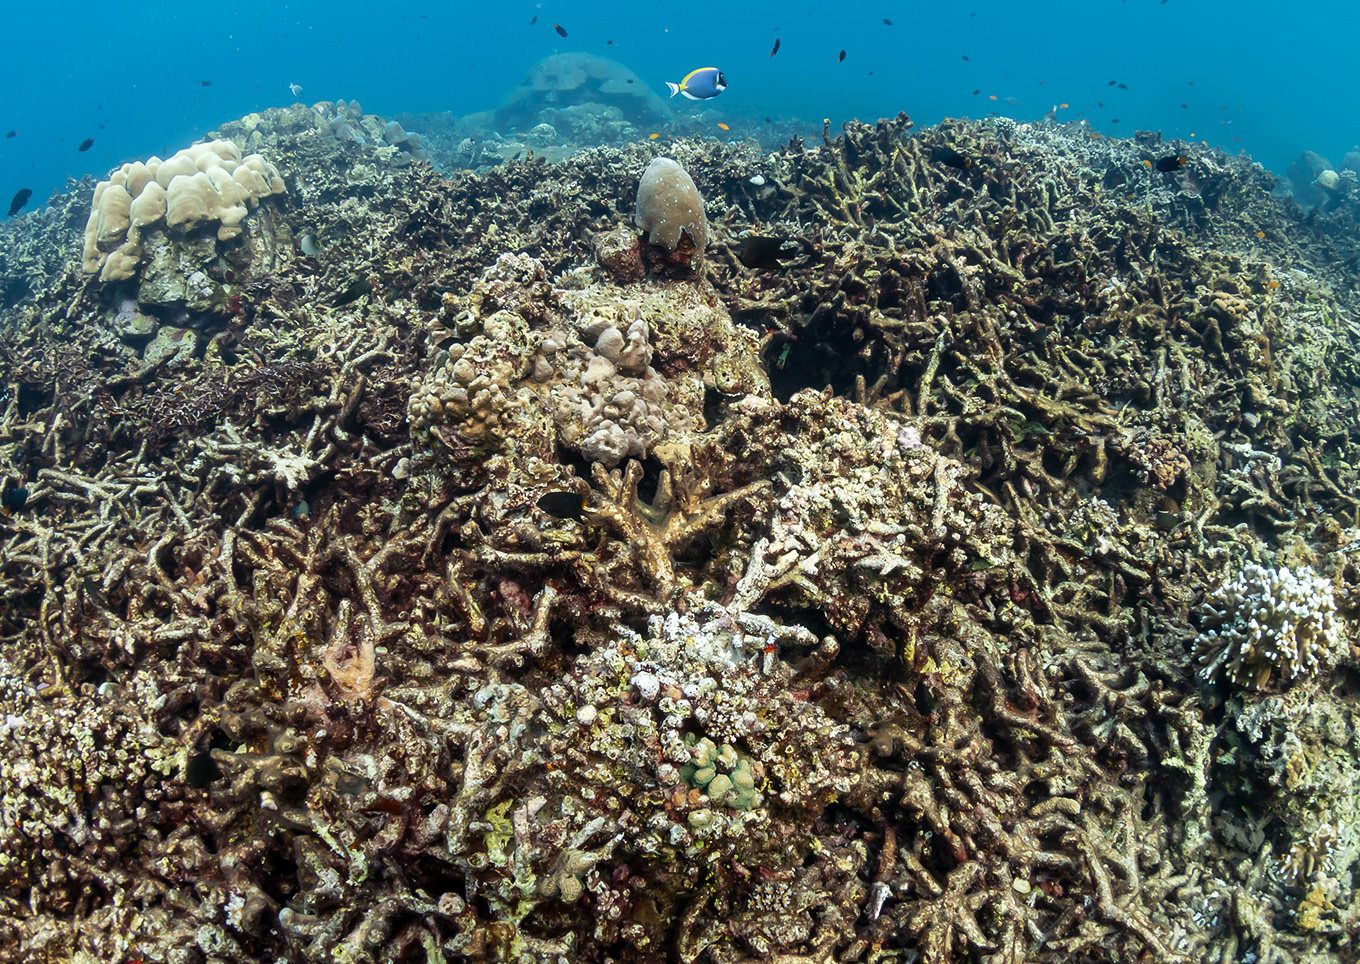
[81,140,285,283]
[635,156,708,266]
[408,251,763,468]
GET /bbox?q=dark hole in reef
[1095,457,1144,515]
[186,748,224,788]
[926,265,966,309]
[407,856,466,897]
[256,846,301,905]
[16,382,48,418]
[550,616,588,659]
[636,454,665,506]
[703,386,725,427]
[555,445,594,486]
[765,328,860,403]
[1335,662,1360,699]
[1140,783,1159,822]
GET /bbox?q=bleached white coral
[1195,564,1343,690]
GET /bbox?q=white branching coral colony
[1196,564,1344,690]
[81,140,285,283]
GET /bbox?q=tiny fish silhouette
[78,138,94,151]
[537,491,585,519]
[4,130,15,139]
[553,22,567,37]
[769,37,780,57]
[838,49,846,62]
[198,79,213,86]
[7,187,31,216]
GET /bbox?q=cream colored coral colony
[81,139,285,283]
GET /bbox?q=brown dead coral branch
[585,457,771,605]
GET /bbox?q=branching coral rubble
[2,104,1360,962]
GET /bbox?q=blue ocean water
[3,0,1356,214]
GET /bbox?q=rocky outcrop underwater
[2,105,1360,962]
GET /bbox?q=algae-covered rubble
[2,105,1360,962]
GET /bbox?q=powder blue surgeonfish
[666,67,727,101]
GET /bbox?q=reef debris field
[2,103,1360,962]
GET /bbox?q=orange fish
[1058,102,1070,109]
[717,122,730,131]
[988,94,998,101]
[1256,230,1265,239]
[1142,159,1153,169]
[648,132,661,140]
[1267,279,1279,289]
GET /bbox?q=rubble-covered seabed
[2,105,1360,964]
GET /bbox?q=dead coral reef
[3,106,1360,964]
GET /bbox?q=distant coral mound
[493,53,670,132]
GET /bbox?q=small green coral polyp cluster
[680,735,762,812]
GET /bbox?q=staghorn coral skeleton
[1,102,1360,962]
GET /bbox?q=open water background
[2,0,1355,214]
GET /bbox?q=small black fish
[961,54,970,61]
[606,39,615,45]
[1108,80,1117,86]
[972,88,981,95]
[7,188,31,217]
[1154,154,1188,172]
[78,137,94,151]
[1180,102,1188,109]
[4,130,15,139]
[537,491,585,519]
[529,14,537,24]
[770,37,781,57]
[1117,82,1128,90]
[883,17,893,25]
[332,275,371,307]
[198,79,213,86]
[1111,118,1121,124]
[838,49,846,62]
[553,22,567,37]
[735,235,797,271]
[2,486,28,511]
[931,145,974,171]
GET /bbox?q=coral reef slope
[2,109,1360,962]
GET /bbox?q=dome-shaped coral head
[634,156,707,271]
[1195,564,1345,691]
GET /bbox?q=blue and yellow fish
[666,67,727,101]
